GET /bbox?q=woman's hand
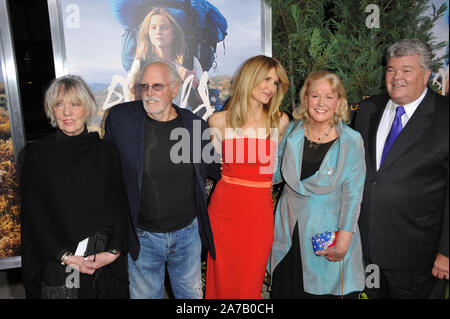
[83,252,120,271]
[316,229,353,262]
[177,66,199,87]
[316,246,346,262]
[64,255,96,275]
[65,252,119,274]
[127,59,141,101]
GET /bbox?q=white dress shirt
[375,88,428,170]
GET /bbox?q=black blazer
[104,101,221,260]
[354,89,449,271]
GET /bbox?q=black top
[138,110,196,232]
[104,101,222,260]
[20,128,130,298]
[300,137,337,180]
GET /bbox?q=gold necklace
[305,124,333,150]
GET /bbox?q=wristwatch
[107,249,120,257]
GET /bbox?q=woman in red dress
[205,55,290,298]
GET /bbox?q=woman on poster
[269,71,366,298]
[205,55,290,298]
[20,75,130,299]
[127,7,202,110]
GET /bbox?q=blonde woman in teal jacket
[269,71,366,298]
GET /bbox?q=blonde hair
[44,75,97,127]
[136,8,185,66]
[225,55,289,136]
[293,71,350,124]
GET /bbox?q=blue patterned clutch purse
[312,231,338,255]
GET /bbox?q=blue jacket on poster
[269,120,366,295]
[110,0,228,72]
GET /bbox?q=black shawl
[20,129,130,298]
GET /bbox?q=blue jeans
[128,218,202,299]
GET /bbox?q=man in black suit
[104,61,220,298]
[354,39,449,298]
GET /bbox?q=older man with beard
[104,60,220,299]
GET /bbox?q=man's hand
[432,253,449,280]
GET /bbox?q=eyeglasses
[135,83,172,93]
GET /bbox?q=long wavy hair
[225,55,289,136]
[136,8,185,66]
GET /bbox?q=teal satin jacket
[270,120,366,295]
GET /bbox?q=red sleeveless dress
[205,138,276,299]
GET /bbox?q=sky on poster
[61,0,261,85]
[428,0,449,59]
[59,0,448,85]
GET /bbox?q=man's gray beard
[143,97,169,115]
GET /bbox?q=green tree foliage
[263,0,448,113]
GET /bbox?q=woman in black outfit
[20,75,130,299]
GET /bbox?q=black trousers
[363,257,447,299]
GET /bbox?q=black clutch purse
[84,228,112,257]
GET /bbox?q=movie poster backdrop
[0,0,24,270]
[48,0,270,135]
[429,0,449,96]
